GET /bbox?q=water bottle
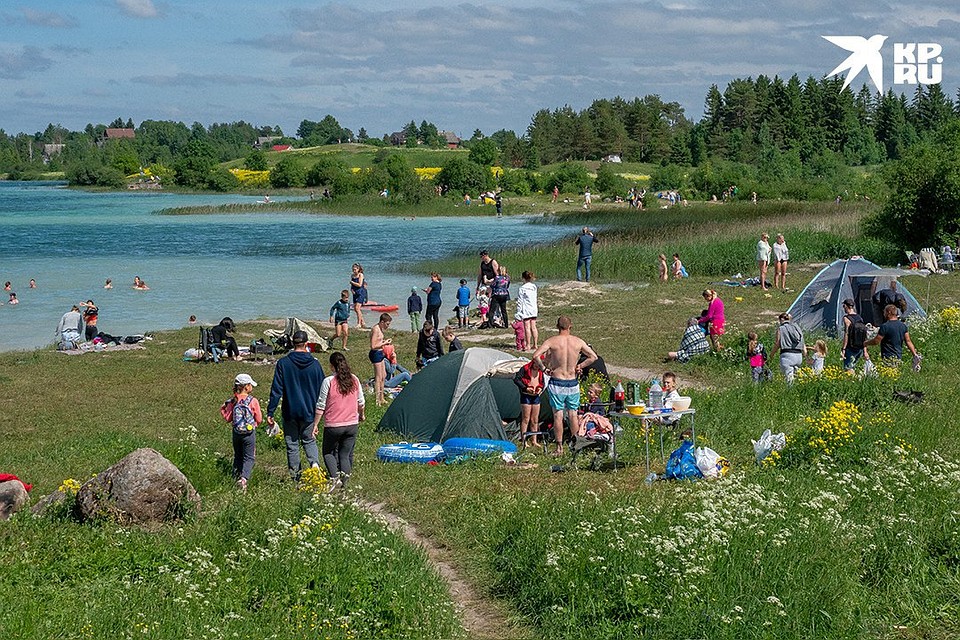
[648,379,663,409]
[613,381,625,412]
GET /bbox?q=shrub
[436,156,493,195]
[305,156,348,187]
[270,156,307,188]
[543,162,593,193]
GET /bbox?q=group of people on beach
[346,251,542,408]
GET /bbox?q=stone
[0,480,29,521]
[30,490,69,517]
[76,448,200,524]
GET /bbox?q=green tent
[376,347,532,443]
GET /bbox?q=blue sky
[1,0,958,138]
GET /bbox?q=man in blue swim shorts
[532,316,597,457]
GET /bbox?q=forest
[1,74,959,248]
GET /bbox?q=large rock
[76,448,200,524]
[30,490,69,518]
[0,480,29,520]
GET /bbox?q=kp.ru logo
[823,35,943,93]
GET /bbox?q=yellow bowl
[625,404,646,415]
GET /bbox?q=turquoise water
[0,182,566,352]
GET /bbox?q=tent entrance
[849,276,880,324]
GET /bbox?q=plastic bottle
[613,380,625,412]
[648,378,663,409]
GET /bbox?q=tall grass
[418,201,900,280]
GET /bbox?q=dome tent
[376,347,533,443]
[786,257,926,336]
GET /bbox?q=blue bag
[664,441,703,480]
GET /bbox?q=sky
[1,0,958,138]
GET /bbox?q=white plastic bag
[695,447,721,478]
[862,359,877,377]
[752,429,786,463]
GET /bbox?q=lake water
[0,182,567,352]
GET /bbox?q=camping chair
[919,248,939,272]
[198,327,222,363]
[569,401,618,471]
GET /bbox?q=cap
[411,287,418,293]
[479,249,488,256]
[292,330,308,344]
[843,298,855,308]
[235,373,257,387]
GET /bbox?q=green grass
[157,193,516,217]
[3,203,960,639]
[418,200,901,281]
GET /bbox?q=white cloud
[116,0,159,19]
[0,45,53,79]
[20,9,77,29]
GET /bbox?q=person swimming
[133,276,150,290]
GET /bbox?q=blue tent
[786,258,926,336]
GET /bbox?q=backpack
[847,320,868,350]
[232,396,256,434]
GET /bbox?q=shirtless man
[532,316,597,456]
[369,313,393,406]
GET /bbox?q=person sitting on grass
[416,321,444,368]
[666,317,711,363]
[382,343,412,387]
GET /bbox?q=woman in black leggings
[490,265,511,328]
[423,273,442,330]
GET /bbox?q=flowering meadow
[1,258,959,638]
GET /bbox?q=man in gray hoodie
[56,305,83,349]
[266,330,326,480]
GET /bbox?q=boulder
[0,480,29,520]
[31,490,70,517]
[76,448,200,524]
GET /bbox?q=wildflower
[58,478,82,495]
[297,466,329,494]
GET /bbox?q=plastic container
[648,379,663,409]
[613,381,625,412]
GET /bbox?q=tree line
[1,76,959,248]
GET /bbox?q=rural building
[440,131,461,149]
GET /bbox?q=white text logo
[823,35,943,93]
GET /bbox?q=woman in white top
[516,271,539,351]
[772,234,789,291]
[756,233,771,290]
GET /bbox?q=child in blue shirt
[456,279,472,328]
[329,289,352,350]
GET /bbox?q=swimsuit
[368,349,385,364]
[351,275,367,304]
[520,392,541,405]
[547,377,580,412]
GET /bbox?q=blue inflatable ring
[377,442,446,464]
[441,437,518,458]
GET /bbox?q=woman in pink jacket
[313,352,365,492]
[698,288,726,351]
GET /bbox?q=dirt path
[356,499,531,640]
[605,364,710,391]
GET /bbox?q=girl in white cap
[220,373,262,491]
